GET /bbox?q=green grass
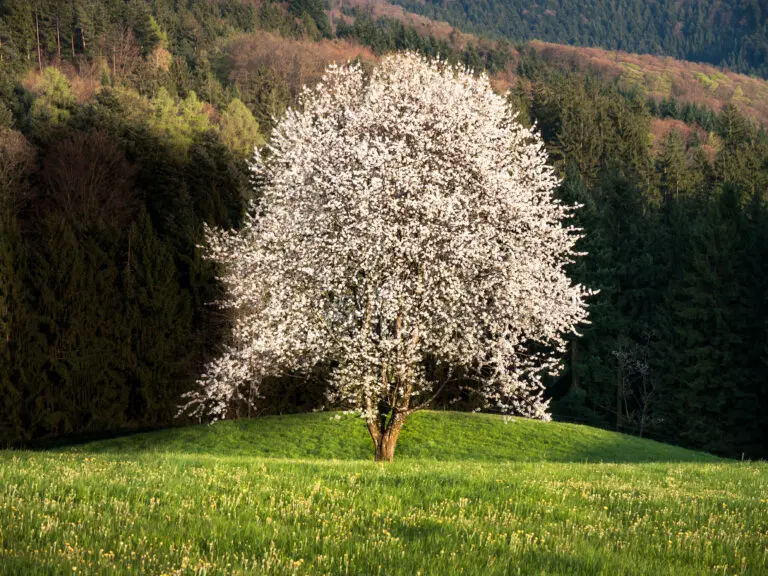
[1,411,766,575]
[65,410,719,463]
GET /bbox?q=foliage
[528,41,768,129]
[0,78,249,446]
[218,98,265,158]
[528,71,768,458]
[147,88,210,156]
[0,0,767,460]
[390,0,768,78]
[0,103,13,128]
[288,0,332,39]
[336,14,515,75]
[30,67,75,131]
[40,130,138,226]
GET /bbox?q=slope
[385,0,768,78]
[2,412,764,575]
[63,410,718,462]
[336,1,768,127]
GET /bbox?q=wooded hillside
[388,0,768,78]
[0,0,767,459]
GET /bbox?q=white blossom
[178,53,591,459]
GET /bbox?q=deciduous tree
[181,54,590,461]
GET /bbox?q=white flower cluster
[179,53,591,424]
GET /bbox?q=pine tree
[656,186,759,456]
[123,212,199,425]
[657,130,694,201]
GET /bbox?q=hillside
[338,0,768,129]
[2,0,768,460]
[530,40,768,128]
[1,5,767,572]
[67,411,718,463]
[1,413,765,574]
[386,0,768,78]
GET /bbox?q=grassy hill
[67,410,717,463]
[2,412,766,575]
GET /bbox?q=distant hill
[334,1,768,131]
[529,41,768,128]
[386,0,768,78]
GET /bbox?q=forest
[0,0,767,459]
[389,0,768,78]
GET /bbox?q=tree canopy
[389,0,768,78]
[180,54,591,461]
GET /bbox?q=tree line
[513,55,768,458]
[0,1,767,458]
[390,0,768,79]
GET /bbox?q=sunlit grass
[1,412,765,575]
[64,410,720,463]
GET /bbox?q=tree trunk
[368,412,406,463]
[571,339,581,390]
[35,10,43,73]
[56,19,61,59]
[374,426,402,462]
[615,363,623,431]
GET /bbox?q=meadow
[0,412,766,575]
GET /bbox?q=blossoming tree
[180,53,591,461]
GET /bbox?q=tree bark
[374,427,401,462]
[35,10,43,73]
[571,339,581,390]
[368,411,406,462]
[615,363,623,431]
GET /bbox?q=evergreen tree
[288,0,331,38]
[657,130,694,201]
[655,187,760,456]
